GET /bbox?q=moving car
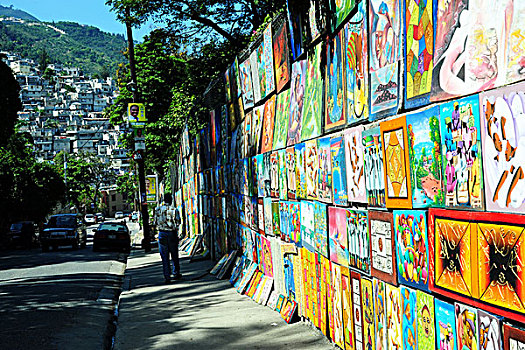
[40,214,87,251]
[114,211,124,219]
[93,221,131,253]
[85,214,96,225]
[95,213,105,223]
[7,221,36,248]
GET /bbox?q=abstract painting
[317,136,333,204]
[477,309,502,350]
[369,210,397,285]
[404,0,433,108]
[406,105,444,208]
[300,201,315,252]
[328,206,349,267]
[273,18,291,93]
[381,115,413,208]
[347,209,370,274]
[278,149,288,200]
[286,146,296,200]
[270,151,279,198]
[305,139,318,200]
[343,1,369,125]
[361,278,375,350]
[439,95,484,209]
[325,30,346,132]
[239,57,254,110]
[273,89,291,150]
[341,266,355,350]
[344,125,367,203]
[318,254,329,336]
[435,298,457,350]
[400,286,417,350]
[373,278,388,350]
[287,60,306,146]
[480,83,525,213]
[331,262,345,349]
[332,0,356,30]
[386,283,402,350]
[257,23,275,100]
[416,289,435,350]
[362,124,386,207]
[369,0,401,120]
[331,134,348,206]
[455,303,479,350]
[286,0,304,61]
[260,95,276,154]
[314,201,328,258]
[295,142,306,199]
[301,42,323,142]
[394,210,429,291]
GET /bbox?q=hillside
[0,4,39,21]
[0,17,126,77]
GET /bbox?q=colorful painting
[455,303,478,350]
[477,309,502,350]
[260,95,276,154]
[270,151,279,198]
[282,244,296,299]
[305,139,318,200]
[328,206,349,267]
[435,298,457,350]
[331,134,348,206]
[287,60,306,146]
[286,0,304,61]
[252,104,264,157]
[361,278,375,350]
[344,125,367,203]
[281,298,298,323]
[506,2,525,85]
[480,83,525,213]
[401,286,417,350]
[300,201,315,252]
[273,89,291,150]
[347,209,370,274]
[406,106,444,208]
[273,18,291,93]
[318,254,329,336]
[325,30,347,132]
[301,41,323,142]
[257,23,275,100]
[373,278,388,350]
[341,267,355,350]
[286,146,296,200]
[272,201,280,237]
[295,142,306,199]
[503,323,525,350]
[260,235,274,277]
[314,201,328,258]
[333,0,356,29]
[369,210,397,285]
[263,197,273,236]
[317,136,333,203]
[325,257,334,340]
[278,149,288,200]
[331,262,345,349]
[343,1,369,124]
[386,283,402,350]
[362,125,386,207]
[404,0,433,108]
[250,49,261,104]
[369,0,401,120]
[394,210,429,291]
[439,95,484,209]
[416,290,435,350]
[381,115,413,208]
[239,57,254,110]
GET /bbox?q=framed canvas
[341,266,356,350]
[250,50,261,104]
[281,243,296,299]
[260,95,276,154]
[351,271,364,350]
[328,206,349,267]
[324,257,334,340]
[503,323,525,350]
[272,17,291,93]
[380,115,413,208]
[362,124,386,207]
[325,30,347,132]
[305,139,319,200]
[277,149,288,200]
[301,41,323,142]
[373,278,388,350]
[286,146,296,200]
[344,125,367,203]
[239,57,254,110]
[400,286,417,350]
[263,197,273,236]
[361,277,375,350]
[331,133,349,206]
[270,151,279,198]
[416,289,435,350]
[477,309,502,350]
[317,136,333,204]
[347,209,370,274]
[332,0,355,30]
[300,200,315,252]
[271,200,280,237]
[439,95,484,210]
[295,142,307,199]
[386,283,402,350]
[287,60,307,146]
[331,262,345,349]
[273,89,291,150]
[286,0,304,61]
[314,201,328,258]
[295,249,305,317]
[435,298,457,350]
[368,210,397,285]
[455,303,479,350]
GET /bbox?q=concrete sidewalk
[114,247,334,350]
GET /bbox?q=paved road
[0,222,136,350]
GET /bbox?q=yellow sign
[145,175,157,203]
[128,103,146,125]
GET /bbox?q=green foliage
[0,57,21,146]
[416,162,429,190]
[116,172,137,206]
[0,5,39,21]
[429,116,443,179]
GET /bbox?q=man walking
[154,193,182,283]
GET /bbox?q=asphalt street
[0,222,136,350]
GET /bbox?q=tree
[0,54,22,146]
[38,49,50,73]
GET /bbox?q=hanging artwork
[347,209,370,274]
[373,279,388,350]
[270,151,279,198]
[362,124,386,207]
[477,309,502,350]
[282,244,296,299]
[394,210,429,291]
[301,41,323,142]
[328,206,349,267]
[239,57,254,110]
[263,197,273,236]
[300,201,315,252]
[260,95,276,154]
[479,83,525,214]
[331,262,345,349]
[255,154,264,197]
[278,149,288,200]
[455,303,479,350]
[286,146,296,200]
[295,142,306,199]
[343,1,369,124]
[273,89,291,150]
[344,126,367,203]
[252,105,264,157]
[341,267,356,350]
[361,278,375,350]
[255,23,275,101]
[287,60,307,146]
[386,283,402,350]
[325,257,335,340]
[305,139,318,200]
[317,136,333,204]
[273,17,291,93]
[400,286,417,350]
[404,0,433,108]
[314,201,328,258]
[369,210,397,285]
[279,201,291,242]
[325,30,347,132]
[272,201,281,237]
[288,201,301,245]
[331,134,348,206]
[406,105,444,208]
[332,0,356,30]
[435,298,458,350]
[416,290,435,350]
[503,323,525,350]
[381,115,413,208]
[286,0,304,61]
[250,50,261,104]
[318,254,328,335]
[439,95,484,210]
[307,0,324,43]
[260,235,274,277]
[368,0,401,120]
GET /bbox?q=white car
[114,211,124,219]
[85,214,96,225]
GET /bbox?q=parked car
[114,211,124,219]
[93,221,131,253]
[40,214,87,251]
[95,213,105,223]
[7,221,36,248]
[85,214,96,225]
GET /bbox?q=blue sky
[2,1,156,39]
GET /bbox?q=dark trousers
[158,230,180,279]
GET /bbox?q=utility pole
[125,7,151,252]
